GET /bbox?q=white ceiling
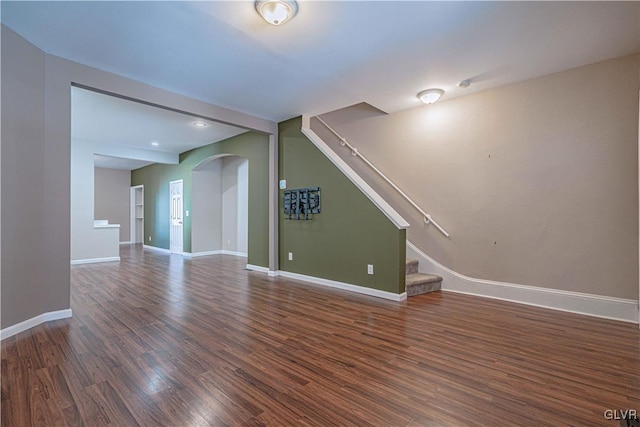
[3,1,639,123]
[72,87,247,169]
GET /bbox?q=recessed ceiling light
[151,142,159,146]
[417,88,445,105]
[255,0,298,26]
[193,122,208,128]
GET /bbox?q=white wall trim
[71,256,120,265]
[1,309,73,340]
[246,264,270,273]
[278,270,407,302]
[183,250,249,258]
[407,241,639,324]
[247,263,406,301]
[120,241,132,245]
[246,264,279,277]
[93,224,120,229]
[301,115,409,230]
[184,250,221,258]
[220,250,248,257]
[143,245,171,254]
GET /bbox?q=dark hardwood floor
[2,244,639,426]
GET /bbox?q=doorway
[191,155,249,256]
[170,180,184,253]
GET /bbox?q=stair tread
[405,259,420,275]
[405,272,442,296]
[406,273,442,285]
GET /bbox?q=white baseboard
[183,250,220,258]
[278,270,407,302]
[220,250,248,257]
[71,256,120,265]
[119,241,132,245]
[246,264,270,273]
[1,309,73,340]
[245,264,279,277]
[143,245,171,254]
[184,250,248,258]
[246,264,406,301]
[407,241,639,324]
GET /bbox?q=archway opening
[192,155,249,257]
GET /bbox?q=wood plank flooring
[2,244,639,426]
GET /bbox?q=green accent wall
[279,117,406,294]
[131,131,269,267]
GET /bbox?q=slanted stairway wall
[280,117,407,297]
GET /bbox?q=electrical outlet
[288,252,293,261]
[148,236,152,241]
[185,210,189,217]
[367,264,374,275]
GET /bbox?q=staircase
[406,258,442,296]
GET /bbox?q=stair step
[406,273,442,296]
[406,258,419,275]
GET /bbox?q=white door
[170,180,183,253]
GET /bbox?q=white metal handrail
[315,116,450,238]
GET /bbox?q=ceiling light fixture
[193,121,208,128]
[151,142,159,146]
[417,88,445,105]
[255,0,298,26]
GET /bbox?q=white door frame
[170,179,184,254]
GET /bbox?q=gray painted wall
[316,54,639,300]
[191,156,249,255]
[1,26,70,327]
[71,139,119,262]
[1,24,276,331]
[94,167,131,242]
[222,157,249,254]
[192,160,223,253]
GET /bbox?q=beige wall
[191,156,249,255]
[1,25,71,327]
[316,54,639,300]
[1,24,276,331]
[94,167,131,242]
[70,140,118,262]
[192,159,223,253]
[221,157,249,254]
[71,139,176,262]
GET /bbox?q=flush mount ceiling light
[193,121,208,128]
[255,0,298,26]
[417,88,445,105]
[150,141,159,146]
